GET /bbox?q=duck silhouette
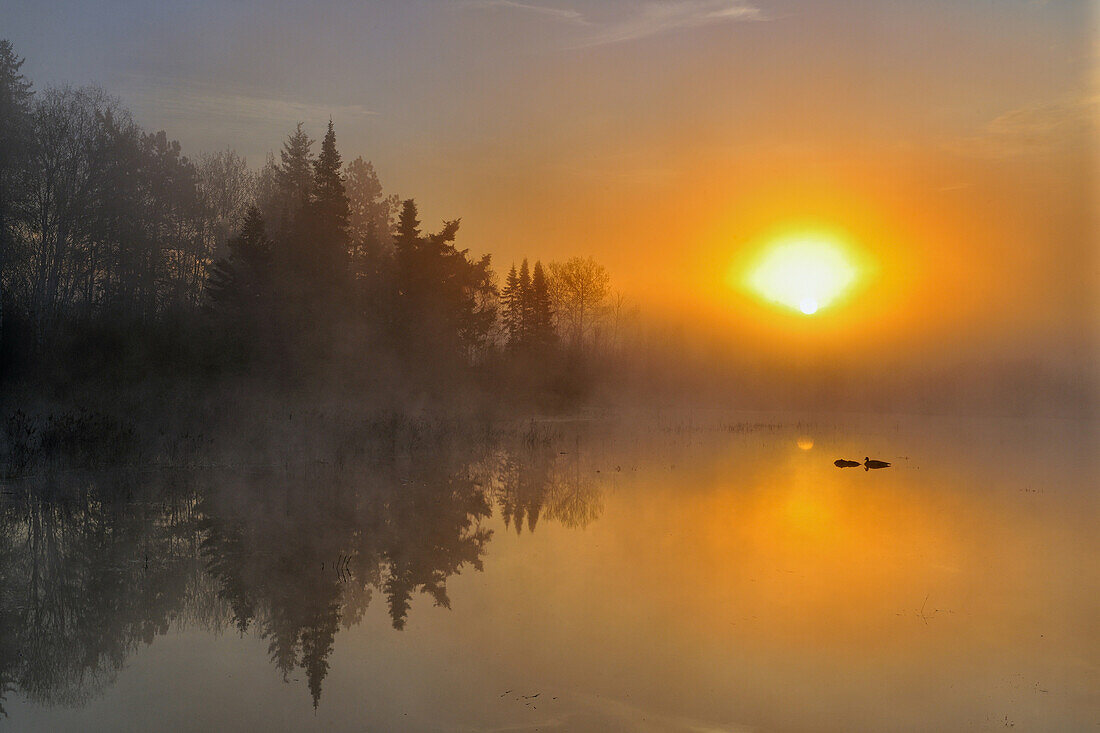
[864,456,891,471]
[833,459,861,468]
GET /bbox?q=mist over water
[0,412,1095,731]
[0,1,1097,729]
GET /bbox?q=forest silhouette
[0,40,618,413]
[1,37,1090,432]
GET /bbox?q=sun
[740,233,861,316]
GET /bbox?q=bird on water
[864,456,891,470]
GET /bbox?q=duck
[864,457,891,470]
[833,459,861,468]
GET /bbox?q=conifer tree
[391,198,425,327]
[308,119,350,280]
[518,259,532,345]
[393,199,421,259]
[206,206,273,315]
[390,198,496,360]
[311,119,349,234]
[501,264,521,348]
[275,122,313,230]
[530,260,555,350]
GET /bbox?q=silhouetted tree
[501,259,555,355]
[518,259,533,343]
[197,148,254,261]
[0,40,33,345]
[501,264,522,348]
[345,156,397,249]
[273,123,313,237]
[0,42,620,404]
[391,199,497,366]
[529,261,555,352]
[304,119,350,282]
[206,206,272,318]
[253,152,281,238]
[311,121,349,234]
[392,197,422,271]
[549,256,609,348]
[346,157,398,324]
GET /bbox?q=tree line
[0,40,621,402]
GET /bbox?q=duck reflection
[0,425,605,714]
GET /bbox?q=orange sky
[7,0,1097,372]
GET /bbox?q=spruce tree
[518,259,532,345]
[393,199,421,256]
[390,200,496,362]
[307,119,350,282]
[501,264,521,348]
[276,122,313,229]
[531,260,555,351]
[207,206,273,314]
[392,198,424,327]
[393,198,422,292]
[311,119,349,234]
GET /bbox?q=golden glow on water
[796,437,814,450]
[739,233,862,315]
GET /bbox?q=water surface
[1,413,1096,731]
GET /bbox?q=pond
[1,412,1096,731]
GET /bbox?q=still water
[1,412,1096,731]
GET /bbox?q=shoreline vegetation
[0,40,629,437]
[0,38,1093,455]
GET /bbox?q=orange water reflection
[472,417,1098,731]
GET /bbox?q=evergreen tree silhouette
[308,119,350,280]
[206,206,273,314]
[275,122,314,234]
[501,264,521,348]
[518,259,533,345]
[530,261,556,351]
[311,120,349,235]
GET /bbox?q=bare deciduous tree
[548,256,609,348]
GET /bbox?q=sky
[3,0,1097,378]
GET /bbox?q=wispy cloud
[578,1,764,46]
[948,96,1097,159]
[121,77,378,127]
[465,0,766,46]
[108,74,381,160]
[464,0,589,25]
[113,74,379,156]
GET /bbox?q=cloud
[122,77,378,126]
[114,75,379,156]
[463,0,589,24]
[465,0,765,46]
[948,96,1097,159]
[578,1,764,46]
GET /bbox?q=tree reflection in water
[0,423,605,713]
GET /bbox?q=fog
[0,1,1096,730]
